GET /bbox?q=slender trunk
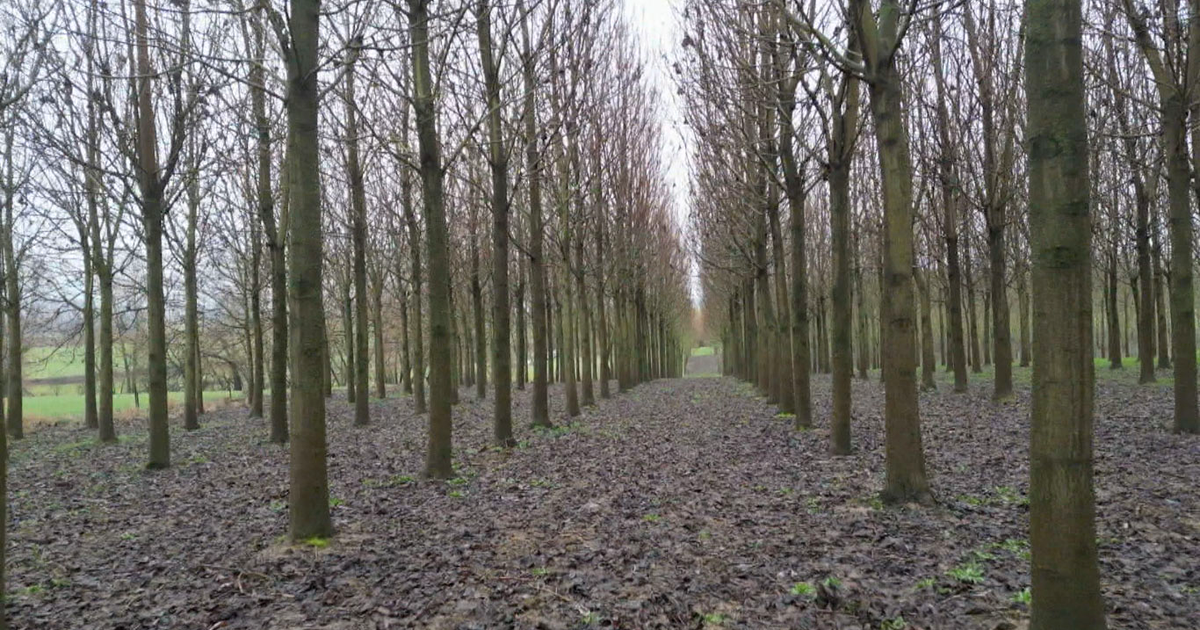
[470,230,484,398]
[827,58,858,449]
[410,0,454,476]
[286,0,333,540]
[1164,93,1198,432]
[523,4,550,427]
[931,12,968,391]
[183,178,200,430]
[83,48,101,432]
[1107,254,1122,369]
[965,235,982,374]
[855,10,930,502]
[479,0,513,443]
[983,289,992,366]
[344,48,370,425]
[373,284,386,399]
[595,186,610,398]
[97,271,115,441]
[919,268,936,391]
[403,174,426,413]
[251,20,287,437]
[134,0,167,466]
[576,235,594,406]
[343,287,354,400]
[1154,211,1170,369]
[400,285,412,394]
[854,236,869,380]
[516,259,527,391]
[1,133,18,441]
[1019,267,1032,367]
[1025,1,1106,623]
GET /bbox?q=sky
[625,0,702,305]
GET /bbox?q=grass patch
[24,390,244,422]
[690,346,715,357]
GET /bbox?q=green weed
[947,562,985,585]
[790,582,815,596]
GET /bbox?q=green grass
[24,390,243,421]
[918,356,1188,391]
[24,345,134,382]
[691,346,715,357]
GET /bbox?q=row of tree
[0,0,693,624]
[685,0,1193,627]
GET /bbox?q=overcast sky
[626,0,701,303]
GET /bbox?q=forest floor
[6,352,1199,629]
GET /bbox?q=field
[19,345,243,423]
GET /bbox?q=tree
[1025,0,1107,625]
[846,0,931,503]
[1122,0,1199,433]
[243,0,288,442]
[285,0,333,540]
[344,37,370,427]
[133,0,172,468]
[522,0,552,429]
[476,0,515,447]
[409,0,454,479]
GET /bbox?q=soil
[5,354,1198,629]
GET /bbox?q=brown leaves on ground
[5,368,1198,629]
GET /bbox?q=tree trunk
[410,0,454,476]
[595,175,610,399]
[400,284,412,394]
[827,56,858,450]
[576,235,594,406]
[343,287,354,401]
[97,270,116,441]
[1025,1,1107,624]
[523,4,550,427]
[479,0,512,444]
[134,0,168,467]
[402,167,425,414]
[853,0,930,504]
[183,177,200,430]
[1019,267,1032,367]
[373,284,386,399]
[1,132,18,442]
[983,289,992,366]
[930,11,969,392]
[286,0,333,540]
[516,258,527,391]
[345,46,370,426]
[255,14,287,439]
[1164,92,1198,432]
[918,268,936,391]
[1107,254,1122,369]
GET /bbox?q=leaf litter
[4,361,1198,629]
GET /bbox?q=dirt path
[685,350,719,376]
[6,374,1198,629]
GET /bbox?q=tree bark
[478,0,514,446]
[410,0,454,476]
[1025,0,1107,624]
[930,12,969,392]
[851,0,930,504]
[134,0,168,466]
[522,3,550,427]
[286,0,333,540]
